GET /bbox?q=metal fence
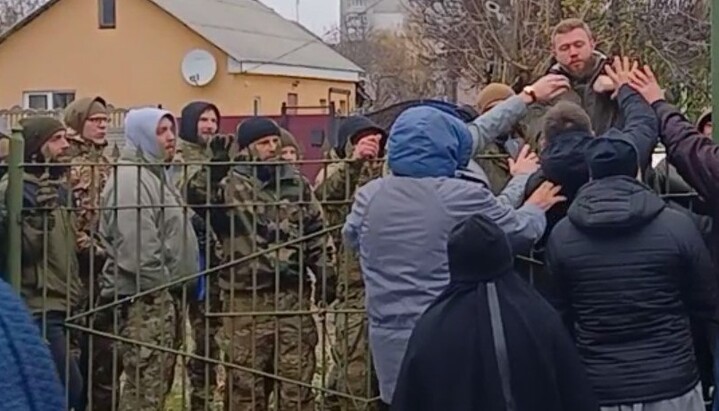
[0,121,707,411]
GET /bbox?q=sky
[259,0,340,38]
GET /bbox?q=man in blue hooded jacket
[342,106,565,406]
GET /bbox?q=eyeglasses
[87,117,109,125]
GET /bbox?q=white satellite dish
[181,49,217,87]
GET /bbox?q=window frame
[98,0,116,29]
[286,93,299,115]
[22,91,76,110]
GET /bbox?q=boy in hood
[98,108,199,411]
[279,127,303,162]
[0,117,84,410]
[392,213,598,411]
[545,137,716,410]
[343,106,565,406]
[189,116,336,411]
[172,100,223,411]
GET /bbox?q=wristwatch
[522,86,537,103]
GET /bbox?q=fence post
[6,129,23,290]
[712,0,718,143]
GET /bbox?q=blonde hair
[551,18,593,45]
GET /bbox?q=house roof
[0,0,363,81]
[150,0,363,78]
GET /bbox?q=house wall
[0,0,355,116]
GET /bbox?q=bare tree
[0,0,43,32]
[334,28,443,110]
[407,0,710,115]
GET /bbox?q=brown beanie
[19,117,66,160]
[477,83,516,113]
[63,96,108,132]
[279,128,303,158]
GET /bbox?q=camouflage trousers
[218,288,318,411]
[326,284,379,410]
[186,283,223,410]
[88,291,177,411]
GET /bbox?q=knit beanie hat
[338,116,387,146]
[279,128,302,156]
[63,97,107,132]
[477,83,515,113]
[236,117,281,149]
[19,117,66,161]
[585,137,638,179]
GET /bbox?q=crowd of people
[0,15,717,411]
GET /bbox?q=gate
[0,105,709,410]
[1,124,383,410]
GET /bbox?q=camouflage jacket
[170,139,211,193]
[0,172,82,313]
[67,135,111,264]
[188,156,336,292]
[314,147,384,285]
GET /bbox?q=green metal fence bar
[713,0,718,143]
[6,129,23,290]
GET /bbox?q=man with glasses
[64,96,114,410]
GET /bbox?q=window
[23,91,76,110]
[99,0,116,29]
[287,93,298,115]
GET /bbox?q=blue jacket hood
[124,108,176,161]
[387,106,473,178]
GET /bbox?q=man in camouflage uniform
[99,107,199,411]
[187,117,336,411]
[62,96,117,410]
[474,84,539,195]
[0,117,84,409]
[314,116,386,410]
[173,100,223,410]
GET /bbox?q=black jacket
[546,176,717,406]
[391,213,598,411]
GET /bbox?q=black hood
[179,101,221,144]
[568,176,666,233]
[448,213,514,282]
[540,131,594,197]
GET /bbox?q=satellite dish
[181,49,217,87]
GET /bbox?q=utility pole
[295,0,300,22]
[713,0,718,142]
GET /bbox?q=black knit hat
[19,117,66,161]
[585,137,638,179]
[236,117,281,149]
[338,116,387,146]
